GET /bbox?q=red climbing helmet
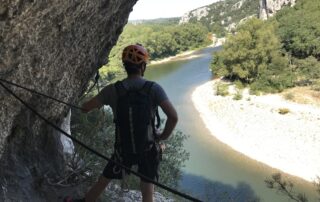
[122,44,149,65]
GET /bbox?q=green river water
[145,47,317,202]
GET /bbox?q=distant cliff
[259,0,297,19]
[179,0,259,32]
[179,0,298,33]
[0,0,137,201]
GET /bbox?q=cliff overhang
[0,0,137,201]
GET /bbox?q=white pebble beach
[192,80,320,182]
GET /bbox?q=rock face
[104,183,174,202]
[259,0,296,19]
[180,6,210,24]
[179,0,259,32]
[0,0,137,201]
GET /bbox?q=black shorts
[102,144,160,182]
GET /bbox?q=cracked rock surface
[0,0,137,201]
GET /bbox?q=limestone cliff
[179,6,210,24]
[179,0,259,32]
[259,0,296,19]
[0,0,137,201]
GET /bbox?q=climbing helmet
[122,44,149,65]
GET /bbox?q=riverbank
[150,49,201,65]
[150,37,224,65]
[192,80,320,182]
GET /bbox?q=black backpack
[114,81,160,158]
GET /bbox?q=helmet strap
[141,63,146,77]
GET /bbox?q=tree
[293,56,320,84]
[211,23,226,38]
[276,0,320,60]
[211,18,293,92]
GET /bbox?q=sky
[129,0,220,20]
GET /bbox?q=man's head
[122,44,149,76]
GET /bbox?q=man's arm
[81,96,103,113]
[158,100,178,140]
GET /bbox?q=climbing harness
[0,78,202,202]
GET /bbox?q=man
[76,44,178,202]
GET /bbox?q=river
[145,47,317,202]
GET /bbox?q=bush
[250,79,273,94]
[278,108,290,115]
[312,80,320,91]
[216,83,229,96]
[233,90,243,100]
[284,93,294,100]
[276,0,320,59]
[235,80,245,89]
[293,56,320,86]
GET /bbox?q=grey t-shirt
[96,77,168,116]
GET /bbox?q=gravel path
[192,80,320,182]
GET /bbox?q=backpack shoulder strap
[141,81,162,129]
[140,81,154,95]
[114,81,127,96]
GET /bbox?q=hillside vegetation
[211,0,320,93]
[100,22,211,80]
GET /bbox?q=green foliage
[276,0,320,59]
[159,130,190,190]
[235,80,245,89]
[100,23,211,80]
[211,0,320,94]
[311,80,320,91]
[211,18,289,82]
[233,90,243,100]
[211,23,226,38]
[99,65,124,82]
[216,83,229,96]
[266,0,320,94]
[211,18,297,93]
[251,53,295,93]
[70,108,115,184]
[293,56,320,87]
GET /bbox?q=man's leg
[85,176,111,202]
[140,180,154,202]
